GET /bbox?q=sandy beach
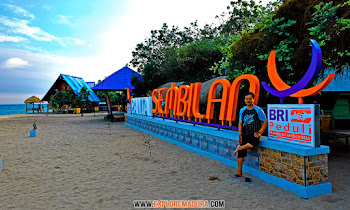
[0,113,349,209]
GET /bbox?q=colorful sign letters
[268,104,320,147]
[131,97,153,116]
[152,75,260,126]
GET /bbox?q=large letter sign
[151,76,260,126]
[144,40,335,135]
[131,97,153,116]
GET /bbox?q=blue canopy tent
[93,66,142,116]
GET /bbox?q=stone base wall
[125,114,332,198]
[259,147,328,186]
[127,115,260,169]
[306,154,328,186]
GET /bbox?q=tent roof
[93,66,142,91]
[42,74,100,102]
[320,69,350,92]
[24,96,43,104]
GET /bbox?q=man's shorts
[238,134,260,158]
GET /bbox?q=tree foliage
[129,0,350,99]
[214,0,350,85]
[109,92,127,106]
[49,91,82,109]
[130,21,227,96]
[79,87,90,116]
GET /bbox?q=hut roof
[93,66,142,91]
[157,82,184,98]
[200,76,228,104]
[155,76,228,103]
[24,96,43,104]
[42,74,100,102]
[320,69,350,91]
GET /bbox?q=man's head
[244,92,255,107]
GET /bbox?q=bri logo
[290,110,311,123]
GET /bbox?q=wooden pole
[104,91,112,117]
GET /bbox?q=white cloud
[0,34,27,42]
[72,38,86,45]
[0,17,60,42]
[54,15,72,24]
[1,4,35,19]
[3,57,29,68]
[23,45,48,53]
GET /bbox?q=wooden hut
[42,74,100,113]
[24,96,43,113]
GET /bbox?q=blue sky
[0,0,270,104]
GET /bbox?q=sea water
[0,104,48,116]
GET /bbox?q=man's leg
[237,157,243,175]
[233,143,254,156]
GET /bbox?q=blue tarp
[42,74,100,102]
[61,74,100,102]
[319,69,350,92]
[93,66,142,91]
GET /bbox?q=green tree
[217,0,287,36]
[79,87,90,116]
[211,0,287,78]
[49,91,70,113]
[130,21,223,96]
[162,36,228,83]
[214,0,350,84]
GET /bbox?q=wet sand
[0,113,349,209]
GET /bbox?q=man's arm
[254,119,268,137]
[259,119,268,134]
[238,120,243,144]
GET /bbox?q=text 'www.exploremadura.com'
[133,200,225,208]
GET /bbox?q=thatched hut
[156,76,228,103]
[157,82,184,98]
[24,96,43,113]
[199,76,228,104]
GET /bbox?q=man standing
[231,92,267,180]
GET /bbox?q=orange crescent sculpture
[267,50,335,104]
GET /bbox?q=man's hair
[245,92,254,99]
